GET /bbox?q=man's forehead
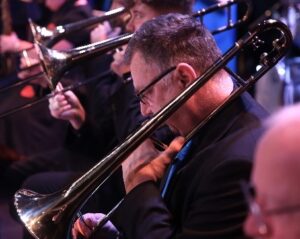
[131,51,156,68]
[254,130,300,191]
[131,53,158,85]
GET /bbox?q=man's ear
[173,63,197,88]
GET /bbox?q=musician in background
[89,0,125,44]
[17,0,92,81]
[49,0,194,135]
[0,0,105,190]
[0,0,93,157]
[73,13,268,239]
[0,0,95,191]
[243,104,300,239]
[0,0,34,77]
[0,32,31,54]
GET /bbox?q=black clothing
[13,72,145,239]
[110,92,268,239]
[0,86,68,157]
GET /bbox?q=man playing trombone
[8,1,193,238]
[72,13,269,239]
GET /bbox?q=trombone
[20,6,128,67]
[193,0,252,34]
[28,6,128,48]
[0,0,252,118]
[0,6,129,93]
[14,19,292,239]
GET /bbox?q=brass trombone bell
[29,6,128,47]
[36,33,132,90]
[0,6,129,94]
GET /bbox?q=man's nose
[140,102,152,116]
[125,19,134,33]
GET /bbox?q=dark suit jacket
[110,92,268,239]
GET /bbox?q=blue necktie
[161,140,193,199]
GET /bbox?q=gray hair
[125,13,222,75]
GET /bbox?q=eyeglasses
[136,66,176,104]
[240,180,300,235]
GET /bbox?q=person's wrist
[70,120,82,130]
[70,111,85,130]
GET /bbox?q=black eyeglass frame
[136,66,177,104]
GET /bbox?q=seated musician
[72,13,268,239]
[3,2,192,239]
[17,0,92,82]
[243,104,300,239]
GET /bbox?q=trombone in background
[193,0,252,34]
[14,18,292,239]
[0,6,126,97]
[5,6,129,85]
[28,6,129,48]
[0,6,129,100]
[27,0,250,48]
[0,0,251,92]
[29,0,251,63]
[0,0,253,119]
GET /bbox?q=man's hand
[17,48,49,88]
[110,46,130,77]
[0,32,20,53]
[72,213,118,239]
[49,83,86,129]
[122,137,185,193]
[90,21,121,43]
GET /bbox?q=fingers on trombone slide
[72,212,118,239]
[72,212,95,239]
[18,59,43,81]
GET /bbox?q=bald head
[254,104,300,203]
[244,104,300,239]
